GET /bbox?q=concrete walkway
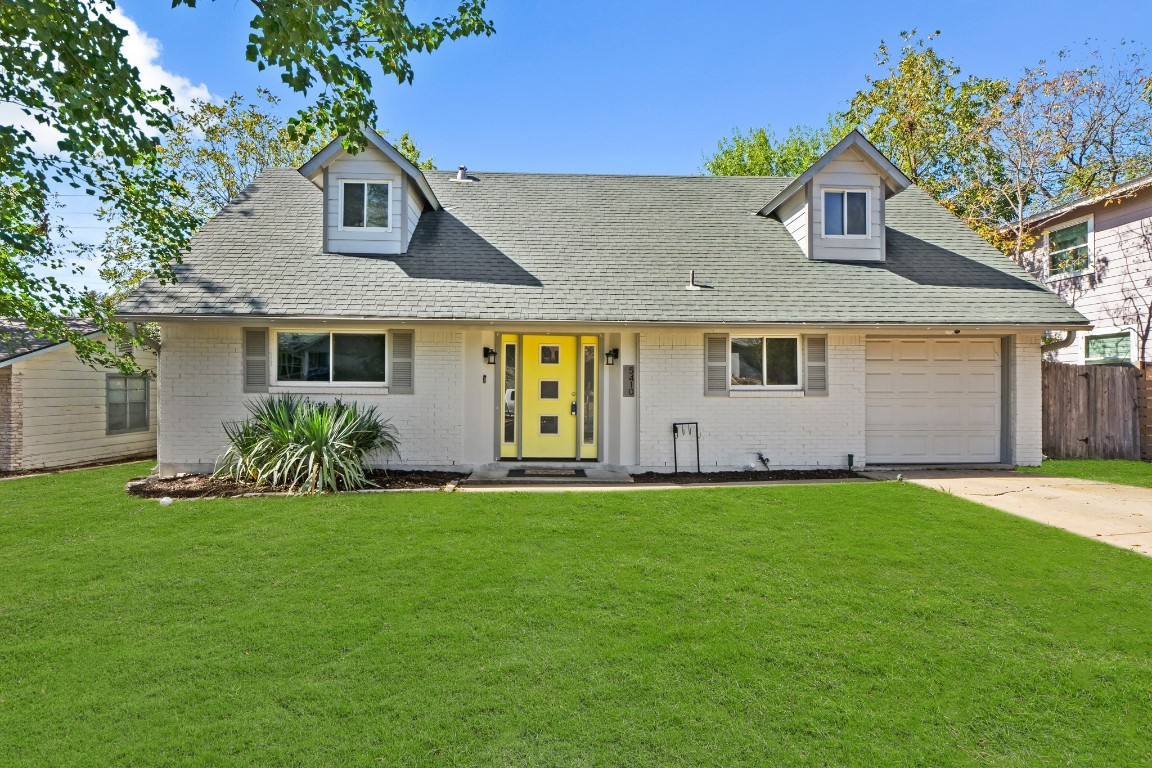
[867,470,1152,556]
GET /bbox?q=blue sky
[49,0,1152,288]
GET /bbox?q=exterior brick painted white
[155,322,1047,474]
[635,331,866,470]
[156,321,466,474]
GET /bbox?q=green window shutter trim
[242,328,268,393]
[704,333,728,396]
[390,329,415,393]
[805,335,828,395]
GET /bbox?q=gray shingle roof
[0,318,99,363]
[119,167,1088,327]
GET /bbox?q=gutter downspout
[1041,330,1078,354]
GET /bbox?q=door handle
[570,401,578,416]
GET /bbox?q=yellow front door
[521,335,579,458]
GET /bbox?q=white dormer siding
[762,130,910,264]
[323,143,421,255]
[777,188,809,257]
[809,146,884,262]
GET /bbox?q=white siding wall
[324,145,406,255]
[12,344,157,470]
[156,321,467,474]
[777,188,809,256]
[810,147,884,262]
[634,330,866,470]
[1027,192,1152,365]
[406,183,423,248]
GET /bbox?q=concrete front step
[465,462,634,487]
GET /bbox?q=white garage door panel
[866,339,1002,464]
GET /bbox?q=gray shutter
[704,333,728,396]
[805,335,828,395]
[243,328,269,393]
[390,329,414,394]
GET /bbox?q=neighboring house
[1019,173,1152,367]
[0,319,157,473]
[119,130,1087,474]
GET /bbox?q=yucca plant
[217,395,400,494]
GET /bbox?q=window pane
[731,337,764,386]
[107,402,128,432]
[342,183,365,228]
[846,191,867,235]
[540,380,559,399]
[365,183,390,228]
[333,334,387,382]
[540,345,560,364]
[1050,245,1090,274]
[128,402,148,430]
[278,333,330,381]
[1086,333,1131,361]
[127,377,147,402]
[540,416,559,435]
[1049,222,1088,251]
[823,191,844,236]
[583,345,595,444]
[503,344,516,443]
[764,338,799,385]
[107,376,126,393]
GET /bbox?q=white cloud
[106,7,213,111]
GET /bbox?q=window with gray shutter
[390,329,415,394]
[704,333,728,396]
[243,328,269,393]
[805,335,828,395]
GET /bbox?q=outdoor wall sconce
[483,347,497,365]
[605,348,620,366]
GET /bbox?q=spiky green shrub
[217,395,400,494]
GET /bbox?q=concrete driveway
[865,470,1152,556]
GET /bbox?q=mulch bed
[630,469,860,484]
[127,470,469,499]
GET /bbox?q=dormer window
[823,190,869,237]
[340,180,391,230]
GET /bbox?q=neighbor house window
[1046,217,1092,277]
[730,337,800,387]
[823,190,868,236]
[340,181,390,229]
[107,374,148,434]
[1085,332,1131,364]
[276,332,387,383]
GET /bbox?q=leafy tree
[1,0,493,368]
[843,30,1011,242]
[704,121,847,177]
[990,44,1152,261]
[395,132,437,171]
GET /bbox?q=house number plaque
[623,365,635,397]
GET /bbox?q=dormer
[759,130,911,262]
[299,129,441,255]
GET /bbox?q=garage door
[866,338,1002,464]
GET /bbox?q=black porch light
[605,348,620,366]
[483,346,497,365]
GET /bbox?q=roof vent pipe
[686,270,703,291]
[456,165,468,181]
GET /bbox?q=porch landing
[464,462,634,487]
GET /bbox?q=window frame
[821,188,871,239]
[1044,213,1094,280]
[728,335,803,391]
[1084,330,1133,364]
[272,330,389,387]
[338,179,393,232]
[106,373,150,435]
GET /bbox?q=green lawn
[2,464,1151,767]
[1018,458,1152,488]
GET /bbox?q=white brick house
[120,130,1086,474]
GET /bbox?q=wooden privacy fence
[1141,368,1152,461]
[1042,362,1142,460]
